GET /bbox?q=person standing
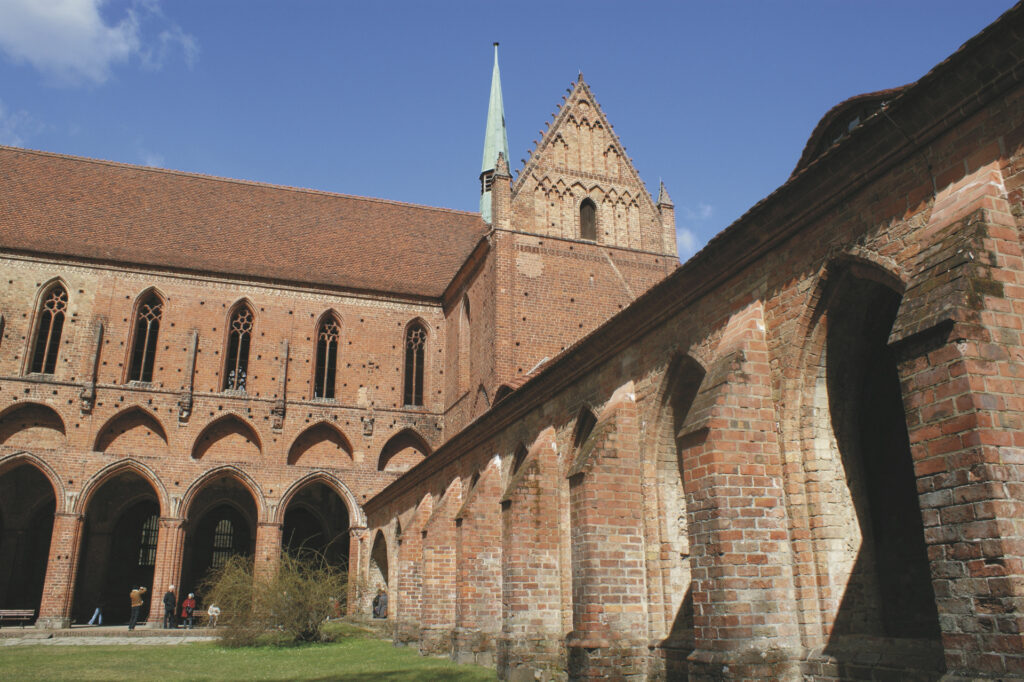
[163,585,177,629]
[128,586,147,630]
[181,593,196,629]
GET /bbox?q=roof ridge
[0,144,481,218]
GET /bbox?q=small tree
[201,550,349,647]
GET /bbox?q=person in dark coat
[372,586,388,618]
[163,585,177,629]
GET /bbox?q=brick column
[420,483,459,655]
[254,522,282,582]
[346,527,366,616]
[454,459,502,667]
[395,496,432,644]
[680,307,801,677]
[891,179,1024,676]
[566,386,648,679]
[146,518,185,627]
[36,512,84,629]
[498,429,565,680]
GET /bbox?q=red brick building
[3,5,1024,679]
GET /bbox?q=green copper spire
[480,42,509,223]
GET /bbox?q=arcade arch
[0,461,56,617]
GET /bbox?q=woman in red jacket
[181,593,197,629]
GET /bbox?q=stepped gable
[0,146,487,298]
[510,76,671,253]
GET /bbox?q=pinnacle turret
[480,43,509,224]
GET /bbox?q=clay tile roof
[0,146,488,298]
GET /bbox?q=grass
[0,624,497,681]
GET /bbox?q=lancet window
[128,293,163,382]
[138,514,159,567]
[211,519,234,569]
[30,283,68,375]
[404,322,426,406]
[580,198,597,241]
[313,315,341,399]
[224,304,254,392]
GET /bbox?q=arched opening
[94,407,168,455]
[0,403,66,450]
[0,463,56,619]
[281,482,350,567]
[223,302,254,392]
[378,428,431,473]
[493,384,513,405]
[572,406,597,452]
[73,470,161,624]
[192,415,262,461]
[814,266,940,643]
[368,531,389,615]
[658,355,705,661]
[511,443,528,477]
[579,198,597,241]
[180,475,258,599]
[29,282,68,375]
[313,313,341,399]
[127,291,163,383]
[459,296,471,393]
[403,322,427,407]
[287,422,353,467]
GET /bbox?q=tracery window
[580,198,597,241]
[128,293,163,382]
[313,315,340,399]
[223,304,254,392]
[30,284,68,374]
[138,514,159,567]
[403,322,426,406]
[211,518,234,568]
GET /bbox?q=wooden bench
[0,609,35,627]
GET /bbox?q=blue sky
[0,1,1015,261]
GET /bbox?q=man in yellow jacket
[128,586,147,630]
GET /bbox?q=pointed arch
[0,401,66,449]
[222,299,256,392]
[287,421,354,466]
[0,451,66,513]
[93,405,168,454]
[180,465,267,522]
[313,310,342,399]
[125,287,166,383]
[275,470,366,528]
[26,278,69,375]
[378,427,432,473]
[494,383,514,405]
[403,319,428,407]
[369,529,389,589]
[75,457,170,517]
[571,405,598,452]
[459,295,471,393]
[191,413,262,461]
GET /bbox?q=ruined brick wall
[363,9,1024,679]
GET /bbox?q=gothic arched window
[314,314,341,399]
[580,198,597,241]
[30,283,68,375]
[128,292,163,382]
[404,322,426,406]
[138,514,159,567]
[223,304,254,392]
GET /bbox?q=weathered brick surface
[4,6,1024,680]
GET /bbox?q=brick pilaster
[254,522,282,582]
[36,512,84,629]
[146,518,185,626]
[566,386,648,679]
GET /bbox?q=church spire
[480,42,509,224]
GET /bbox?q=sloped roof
[0,146,487,298]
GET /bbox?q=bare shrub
[201,551,349,647]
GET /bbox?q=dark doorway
[73,472,160,624]
[824,269,940,641]
[0,464,56,616]
[281,482,350,567]
[180,476,258,598]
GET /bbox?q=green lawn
[0,628,497,681]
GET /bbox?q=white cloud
[0,0,197,85]
[677,227,699,259]
[0,99,43,146]
[682,202,713,221]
